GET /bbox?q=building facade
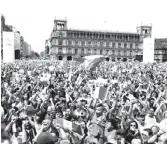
[22,41,31,57]
[20,36,24,57]
[1,15,33,60]
[154,38,167,62]
[49,17,152,61]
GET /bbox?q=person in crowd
[1,59,167,144]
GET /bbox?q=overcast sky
[1,0,167,53]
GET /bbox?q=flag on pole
[53,118,82,135]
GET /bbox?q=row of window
[53,39,139,49]
[154,50,167,54]
[155,55,167,59]
[154,55,163,59]
[66,32,140,41]
[58,48,136,56]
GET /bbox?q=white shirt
[144,115,157,128]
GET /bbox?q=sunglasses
[130,124,136,127]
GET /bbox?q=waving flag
[84,55,107,71]
[71,55,107,82]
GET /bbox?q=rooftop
[155,38,167,41]
[66,28,139,35]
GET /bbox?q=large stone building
[22,42,32,57]
[154,38,167,62]
[49,17,152,61]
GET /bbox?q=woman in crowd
[1,59,167,144]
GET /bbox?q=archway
[123,58,127,62]
[106,57,110,61]
[58,56,63,60]
[112,58,115,62]
[67,56,72,61]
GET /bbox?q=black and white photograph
[1,0,167,143]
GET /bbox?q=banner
[143,38,155,63]
[89,78,108,87]
[53,118,82,135]
[3,32,15,63]
[93,86,108,100]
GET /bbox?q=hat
[36,132,56,144]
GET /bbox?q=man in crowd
[1,59,167,144]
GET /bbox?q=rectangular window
[107,42,110,47]
[91,42,94,47]
[118,50,121,55]
[72,41,75,46]
[68,48,72,53]
[124,43,127,48]
[121,51,124,56]
[81,41,84,46]
[112,50,115,55]
[100,49,103,55]
[135,44,138,48]
[75,49,78,54]
[88,49,91,54]
[58,48,62,53]
[112,43,115,48]
[94,49,97,54]
[68,40,72,45]
[58,40,63,45]
[97,42,100,47]
[103,42,106,47]
[78,41,81,46]
[118,43,121,48]
[130,43,133,48]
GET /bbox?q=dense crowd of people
[1,59,167,144]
